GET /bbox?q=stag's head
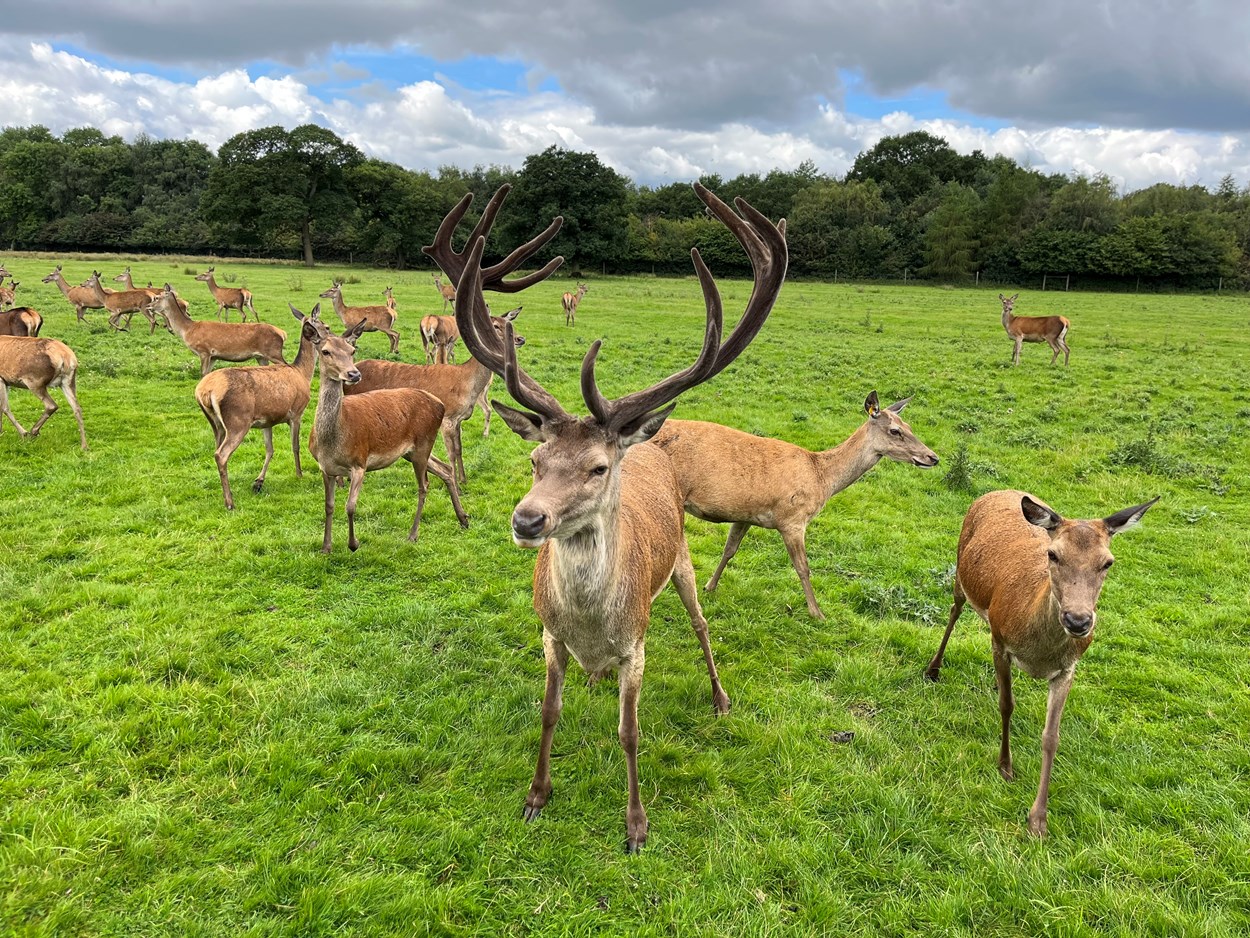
[861,392,939,468]
[1021,495,1158,639]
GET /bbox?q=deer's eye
[889,427,902,437]
[589,465,608,477]
[1047,550,1059,563]
[1101,559,1114,571]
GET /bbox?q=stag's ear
[1104,496,1159,535]
[618,403,677,448]
[491,400,548,442]
[503,305,521,322]
[1021,495,1063,531]
[886,396,912,413]
[865,391,882,419]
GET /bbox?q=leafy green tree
[921,183,981,279]
[1017,228,1102,274]
[847,131,975,205]
[788,179,897,276]
[349,160,453,268]
[1043,174,1121,233]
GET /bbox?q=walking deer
[154,284,287,376]
[924,490,1158,837]
[432,273,456,311]
[82,271,159,332]
[427,182,787,852]
[42,265,106,322]
[195,267,258,322]
[0,307,43,337]
[419,314,458,364]
[999,293,1070,366]
[319,282,400,354]
[307,317,468,553]
[347,306,523,484]
[0,335,86,449]
[561,282,587,326]
[195,303,322,510]
[652,392,939,620]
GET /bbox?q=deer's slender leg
[779,522,824,620]
[252,427,275,494]
[61,376,86,450]
[344,466,366,552]
[1028,668,1075,838]
[0,382,29,435]
[993,638,1015,782]
[618,644,648,854]
[215,420,250,510]
[290,419,303,478]
[925,585,966,681]
[705,521,751,592]
[671,539,730,714]
[524,634,569,822]
[320,470,336,553]
[407,456,430,543]
[25,386,59,437]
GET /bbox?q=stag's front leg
[524,633,568,822]
[1028,668,1075,838]
[618,645,648,854]
[344,466,366,552]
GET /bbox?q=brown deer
[0,280,19,309]
[427,181,787,853]
[999,293,1070,366]
[0,335,86,449]
[924,490,1158,837]
[347,306,524,485]
[195,303,322,510]
[419,314,458,364]
[652,393,939,620]
[432,273,456,311]
[154,284,287,376]
[561,281,588,326]
[0,307,43,337]
[307,317,468,553]
[318,281,400,354]
[195,267,259,322]
[42,265,106,323]
[82,271,159,333]
[382,285,397,310]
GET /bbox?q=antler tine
[422,191,475,280]
[502,320,569,422]
[481,216,565,291]
[451,234,507,377]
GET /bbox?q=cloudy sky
[3,1,1249,192]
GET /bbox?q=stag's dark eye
[889,427,902,437]
[1047,550,1059,563]
[590,465,608,477]
[1101,559,1114,571]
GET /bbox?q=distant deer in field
[0,335,86,449]
[0,307,43,337]
[419,314,458,364]
[428,182,787,853]
[318,281,400,354]
[653,392,939,620]
[432,273,456,311]
[195,303,322,510]
[561,282,587,326]
[195,267,258,322]
[999,293,1070,366]
[924,490,1158,837]
[307,317,468,553]
[348,305,523,484]
[82,271,160,333]
[0,280,19,309]
[154,284,287,376]
[382,286,397,310]
[42,265,106,323]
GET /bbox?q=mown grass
[1,256,1249,936]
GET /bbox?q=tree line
[2,123,1248,289]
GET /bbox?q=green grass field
[1,254,1248,936]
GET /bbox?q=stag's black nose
[512,509,547,539]
[1062,611,1093,636]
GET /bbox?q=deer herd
[0,186,1160,854]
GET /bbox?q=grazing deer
[432,273,456,311]
[81,271,159,333]
[195,267,259,322]
[318,282,400,354]
[999,293,1070,366]
[419,314,458,364]
[427,182,787,852]
[561,281,588,326]
[347,306,524,484]
[154,284,287,376]
[195,303,322,510]
[307,317,468,553]
[924,490,1158,837]
[42,265,106,323]
[0,335,86,449]
[0,280,19,309]
[652,393,939,620]
[0,307,43,337]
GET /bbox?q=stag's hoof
[522,804,543,823]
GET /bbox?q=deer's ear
[289,302,305,322]
[1104,497,1159,535]
[617,403,677,448]
[1021,495,1063,531]
[491,400,548,442]
[886,396,912,414]
[504,306,521,322]
[865,391,881,419]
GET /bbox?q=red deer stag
[347,305,523,484]
[652,392,939,620]
[154,284,287,376]
[999,293,1070,366]
[427,182,787,852]
[0,335,86,449]
[0,307,43,337]
[307,317,468,553]
[319,281,400,354]
[42,265,106,323]
[561,281,587,326]
[924,490,1158,837]
[195,267,258,322]
[195,303,322,510]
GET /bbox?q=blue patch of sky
[837,68,1007,130]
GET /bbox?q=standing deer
[42,265,106,323]
[154,284,287,376]
[427,182,787,852]
[924,490,1158,837]
[0,280,19,309]
[195,303,322,510]
[347,306,524,484]
[319,282,400,354]
[999,293,1070,366]
[0,335,86,449]
[419,314,458,364]
[82,271,160,333]
[307,317,468,553]
[432,273,456,311]
[652,392,939,620]
[382,286,397,310]
[561,282,588,326]
[0,307,42,337]
[195,267,259,322]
